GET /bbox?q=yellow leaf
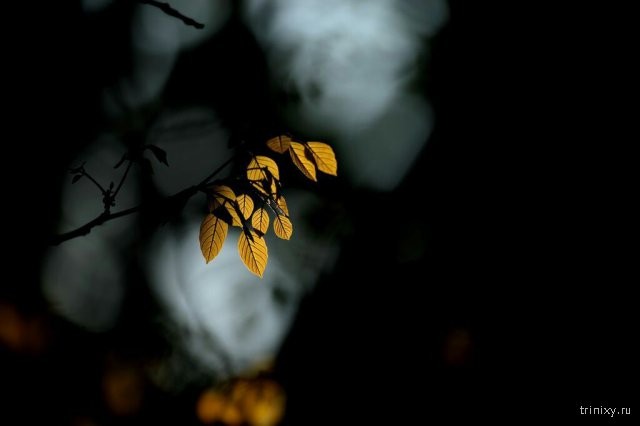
[209,185,236,210]
[289,142,317,181]
[208,185,241,226]
[220,202,242,227]
[199,214,229,263]
[266,196,287,218]
[277,195,289,216]
[266,135,292,154]
[247,156,280,182]
[236,194,255,220]
[251,208,270,235]
[238,231,268,278]
[250,181,267,196]
[250,178,278,198]
[306,142,338,176]
[273,214,293,240]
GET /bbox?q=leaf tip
[266,135,292,154]
[147,144,169,167]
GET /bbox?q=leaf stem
[197,155,235,189]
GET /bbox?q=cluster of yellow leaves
[196,378,285,426]
[266,135,337,181]
[199,136,337,277]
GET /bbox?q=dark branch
[75,166,107,195]
[138,0,204,29]
[197,156,235,187]
[51,156,235,245]
[49,206,141,246]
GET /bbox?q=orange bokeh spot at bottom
[196,379,285,426]
[197,390,228,424]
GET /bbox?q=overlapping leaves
[199,136,338,277]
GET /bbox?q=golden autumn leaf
[209,185,236,210]
[250,181,268,197]
[273,214,293,240]
[236,194,255,220]
[255,179,278,196]
[265,196,287,218]
[223,202,243,227]
[250,176,279,200]
[251,208,270,235]
[238,231,268,277]
[247,155,280,182]
[266,135,292,154]
[277,195,289,216]
[207,185,242,226]
[306,142,338,176]
[199,214,229,263]
[289,142,317,181]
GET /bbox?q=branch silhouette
[113,160,133,198]
[50,156,235,246]
[138,0,205,29]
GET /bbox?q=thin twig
[197,156,236,188]
[51,156,235,245]
[50,206,141,245]
[113,161,132,198]
[82,169,107,194]
[138,0,204,29]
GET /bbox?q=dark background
[3,1,635,424]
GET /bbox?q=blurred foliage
[0,301,49,355]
